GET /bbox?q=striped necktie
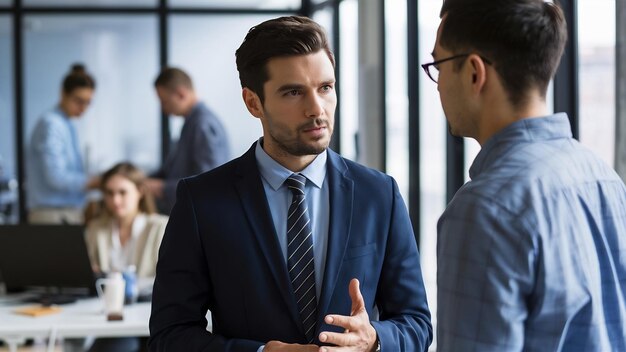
[285,173,317,342]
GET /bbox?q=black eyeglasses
[421,53,492,83]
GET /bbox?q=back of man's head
[235,15,334,104]
[154,67,194,91]
[439,0,567,108]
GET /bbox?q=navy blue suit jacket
[149,143,432,351]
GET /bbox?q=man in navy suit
[149,16,432,352]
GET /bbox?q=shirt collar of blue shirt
[54,105,70,120]
[469,112,572,179]
[186,102,205,120]
[254,137,327,191]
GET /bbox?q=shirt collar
[185,102,204,119]
[255,138,327,191]
[469,113,572,179]
[54,105,70,120]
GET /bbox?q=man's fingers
[319,330,358,347]
[324,314,360,331]
[349,278,365,315]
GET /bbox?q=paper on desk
[13,305,62,317]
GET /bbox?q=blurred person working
[82,162,167,352]
[27,63,100,224]
[428,0,626,350]
[145,68,231,214]
[149,16,432,352]
[86,162,168,293]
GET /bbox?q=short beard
[272,118,330,156]
[273,135,328,156]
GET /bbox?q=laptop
[0,225,97,304]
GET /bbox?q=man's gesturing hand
[318,278,378,352]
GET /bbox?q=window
[311,3,333,48]
[168,14,283,157]
[23,15,160,180]
[0,15,17,224]
[578,0,616,167]
[418,1,446,340]
[23,0,156,6]
[168,0,299,9]
[338,0,358,161]
[385,0,409,201]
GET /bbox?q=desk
[0,295,150,352]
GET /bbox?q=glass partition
[385,0,409,201]
[168,14,283,158]
[338,0,358,161]
[169,0,299,9]
[24,0,156,6]
[0,15,17,223]
[418,1,447,344]
[578,0,616,167]
[23,15,160,184]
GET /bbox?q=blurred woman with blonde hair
[83,162,167,352]
[86,162,167,290]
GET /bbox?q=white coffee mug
[96,272,126,319]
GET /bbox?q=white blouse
[108,214,147,272]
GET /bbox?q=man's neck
[477,94,548,145]
[182,96,199,117]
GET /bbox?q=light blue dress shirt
[27,107,87,209]
[437,113,626,351]
[254,139,329,300]
[255,139,330,352]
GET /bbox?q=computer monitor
[0,225,97,301]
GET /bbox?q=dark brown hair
[100,162,156,215]
[154,67,194,90]
[439,0,567,108]
[62,63,96,94]
[235,15,334,103]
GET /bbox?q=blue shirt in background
[437,113,626,351]
[27,107,87,209]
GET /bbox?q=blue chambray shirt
[437,113,626,351]
[27,107,87,209]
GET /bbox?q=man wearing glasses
[427,0,626,351]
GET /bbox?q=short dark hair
[235,15,335,104]
[62,63,96,94]
[439,0,567,108]
[154,67,193,90]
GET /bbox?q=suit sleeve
[148,179,263,352]
[371,178,433,351]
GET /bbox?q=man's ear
[242,88,263,119]
[468,54,487,93]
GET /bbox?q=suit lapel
[233,143,304,332]
[318,151,354,324]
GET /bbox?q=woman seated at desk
[86,162,168,297]
[79,162,167,352]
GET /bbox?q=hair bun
[70,63,86,73]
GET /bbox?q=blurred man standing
[146,67,231,214]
